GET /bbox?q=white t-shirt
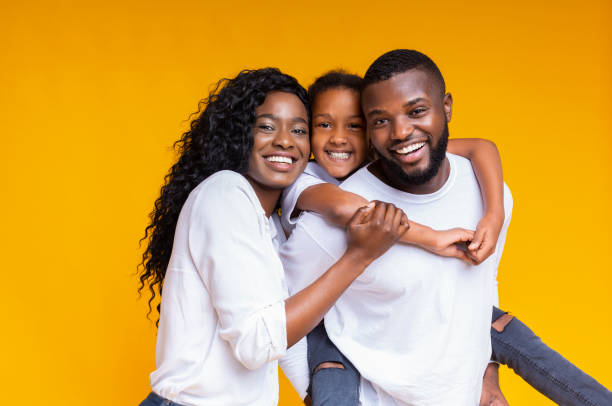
[280,161,338,234]
[150,170,308,406]
[279,154,513,405]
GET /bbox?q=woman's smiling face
[246,91,310,190]
[311,88,367,180]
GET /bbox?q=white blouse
[149,170,292,406]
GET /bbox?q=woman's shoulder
[187,170,261,214]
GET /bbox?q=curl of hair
[307,70,363,109]
[138,68,308,322]
[362,49,446,95]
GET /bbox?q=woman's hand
[344,201,410,266]
[468,210,504,264]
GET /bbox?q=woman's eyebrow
[256,113,278,120]
[292,117,308,124]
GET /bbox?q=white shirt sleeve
[187,179,288,370]
[280,171,327,233]
[279,336,309,400]
[491,184,514,307]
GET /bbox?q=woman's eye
[293,128,308,136]
[258,124,274,131]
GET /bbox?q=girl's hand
[467,211,504,265]
[345,201,409,266]
[427,228,476,263]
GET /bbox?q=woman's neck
[244,176,282,217]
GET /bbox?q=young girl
[137,68,409,406]
[281,71,612,406]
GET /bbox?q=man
[280,49,512,405]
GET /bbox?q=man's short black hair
[362,49,446,95]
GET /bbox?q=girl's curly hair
[138,68,309,322]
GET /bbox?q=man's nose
[392,119,415,140]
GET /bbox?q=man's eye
[317,122,331,129]
[411,107,427,116]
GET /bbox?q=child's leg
[307,322,360,406]
[491,307,612,406]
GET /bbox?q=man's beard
[378,123,449,186]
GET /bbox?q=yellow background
[1,0,610,404]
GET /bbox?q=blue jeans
[491,307,612,406]
[139,392,186,406]
[308,307,612,406]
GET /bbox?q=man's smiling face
[361,69,452,190]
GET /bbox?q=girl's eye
[348,122,364,130]
[373,118,388,126]
[317,122,331,129]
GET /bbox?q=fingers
[393,207,410,237]
[348,201,375,227]
[371,200,387,224]
[469,227,485,251]
[456,228,475,242]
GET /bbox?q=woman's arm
[285,202,408,346]
[447,138,505,264]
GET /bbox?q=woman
[137,68,408,406]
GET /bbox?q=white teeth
[327,151,351,160]
[396,142,425,154]
[265,156,293,164]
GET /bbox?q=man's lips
[390,140,428,163]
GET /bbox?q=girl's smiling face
[311,88,367,180]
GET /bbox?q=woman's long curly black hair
[138,68,309,321]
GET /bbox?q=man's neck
[368,158,451,195]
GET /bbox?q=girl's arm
[447,138,505,264]
[297,183,475,262]
[296,138,505,264]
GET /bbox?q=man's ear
[443,93,453,122]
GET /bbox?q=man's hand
[480,363,509,406]
[468,211,504,264]
[426,228,475,263]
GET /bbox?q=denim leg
[139,392,186,406]
[491,307,612,406]
[308,323,360,406]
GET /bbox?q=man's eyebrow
[404,97,427,107]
